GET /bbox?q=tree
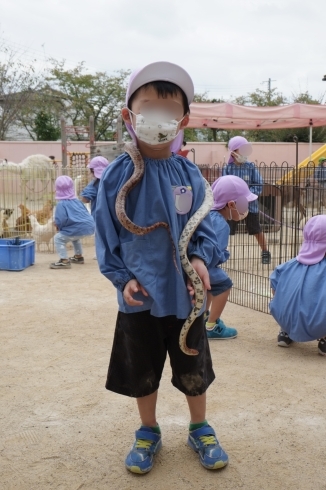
[184,93,226,142]
[45,61,130,141]
[16,84,65,140]
[33,111,60,141]
[234,87,287,107]
[231,88,326,143]
[0,43,41,140]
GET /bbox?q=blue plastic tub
[0,238,35,271]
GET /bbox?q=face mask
[228,195,249,221]
[129,110,184,146]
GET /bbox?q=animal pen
[0,153,323,313]
[198,161,323,313]
[1,104,326,314]
[0,116,125,253]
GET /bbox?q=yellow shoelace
[135,439,152,450]
[199,435,217,446]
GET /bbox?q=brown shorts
[105,310,215,398]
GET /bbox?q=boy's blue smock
[208,210,231,285]
[80,181,99,217]
[96,152,222,318]
[55,199,95,236]
[222,161,263,213]
[269,258,326,341]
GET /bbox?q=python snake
[115,143,213,356]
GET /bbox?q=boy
[96,62,228,474]
[206,175,258,339]
[80,156,109,218]
[222,136,271,265]
[269,214,326,355]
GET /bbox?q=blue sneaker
[125,427,162,474]
[188,425,229,470]
[206,318,238,339]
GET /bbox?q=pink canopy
[188,102,326,130]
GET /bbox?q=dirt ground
[1,248,325,490]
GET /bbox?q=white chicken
[28,214,55,252]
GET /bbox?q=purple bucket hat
[296,215,326,265]
[55,176,76,200]
[211,175,257,211]
[124,61,194,151]
[87,156,109,179]
[228,136,252,163]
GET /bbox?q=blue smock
[222,161,263,213]
[80,181,99,217]
[96,152,222,317]
[55,199,95,237]
[208,210,231,285]
[314,165,326,184]
[269,258,326,341]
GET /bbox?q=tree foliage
[17,85,65,140]
[0,43,41,140]
[45,60,129,141]
[33,111,60,141]
[1,37,325,144]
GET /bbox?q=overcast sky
[1,0,326,103]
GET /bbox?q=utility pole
[262,78,276,103]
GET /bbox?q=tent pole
[309,124,313,162]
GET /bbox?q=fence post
[293,135,300,256]
[61,117,67,175]
[89,116,95,146]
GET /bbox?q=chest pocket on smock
[172,185,193,215]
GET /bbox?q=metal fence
[0,162,92,252]
[198,161,324,313]
[1,158,325,314]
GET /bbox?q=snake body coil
[115,143,213,356]
[178,179,213,356]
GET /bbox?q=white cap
[126,61,194,105]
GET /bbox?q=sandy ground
[1,249,326,490]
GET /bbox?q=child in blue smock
[80,156,109,218]
[96,62,228,475]
[206,175,258,339]
[269,214,326,355]
[222,136,271,265]
[50,176,95,269]
[81,156,109,260]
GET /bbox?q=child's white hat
[211,175,257,210]
[297,215,326,265]
[126,61,194,105]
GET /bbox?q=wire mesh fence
[1,157,325,314]
[0,160,92,253]
[198,161,325,313]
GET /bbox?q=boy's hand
[123,279,148,306]
[187,256,211,303]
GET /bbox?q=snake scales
[115,143,213,356]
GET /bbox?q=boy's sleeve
[54,203,67,229]
[249,164,264,196]
[95,163,136,292]
[80,183,97,201]
[270,267,280,291]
